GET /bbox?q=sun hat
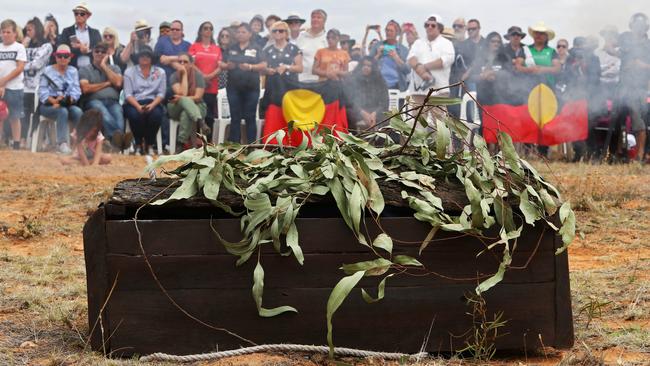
[54,44,72,55]
[504,26,526,40]
[72,2,91,14]
[284,13,306,24]
[528,21,555,41]
[134,19,152,32]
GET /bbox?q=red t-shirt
[189,42,222,94]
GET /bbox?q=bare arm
[80,79,111,94]
[77,143,90,166]
[102,62,123,87]
[91,141,103,165]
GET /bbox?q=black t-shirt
[224,43,262,90]
[262,43,302,82]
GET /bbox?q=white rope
[139,344,429,363]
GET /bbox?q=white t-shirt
[296,29,327,82]
[0,42,27,90]
[407,36,455,96]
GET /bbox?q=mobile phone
[383,44,396,55]
[371,25,381,30]
[69,35,79,43]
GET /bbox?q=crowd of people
[0,3,649,164]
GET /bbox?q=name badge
[244,49,257,58]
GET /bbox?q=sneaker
[111,131,124,150]
[58,142,72,154]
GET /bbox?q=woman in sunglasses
[260,21,303,122]
[102,27,126,72]
[189,21,221,134]
[38,44,83,154]
[216,27,232,89]
[168,52,208,150]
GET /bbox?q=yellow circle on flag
[282,89,326,131]
[527,83,558,128]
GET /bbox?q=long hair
[25,17,46,47]
[195,21,215,44]
[43,13,59,40]
[102,27,120,49]
[76,110,103,142]
[353,56,382,78]
[217,27,233,49]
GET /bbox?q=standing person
[284,13,306,44]
[454,19,487,91]
[79,42,128,149]
[154,20,191,82]
[452,18,466,41]
[361,25,383,57]
[556,38,569,68]
[499,26,528,104]
[57,3,101,68]
[250,15,266,48]
[22,17,53,147]
[345,56,389,132]
[369,20,410,91]
[296,9,328,82]
[101,27,126,72]
[313,29,350,81]
[407,15,455,123]
[402,22,419,50]
[168,52,207,150]
[189,21,221,133]
[122,46,166,155]
[216,27,232,89]
[43,14,59,51]
[609,13,650,162]
[222,23,264,144]
[38,45,83,154]
[594,25,620,120]
[158,22,171,40]
[261,15,282,47]
[0,19,27,150]
[120,20,154,70]
[260,21,303,118]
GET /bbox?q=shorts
[625,93,648,133]
[1,89,25,120]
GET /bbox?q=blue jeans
[39,104,83,144]
[123,99,163,146]
[226,87,259,144]
[86,99,124,139]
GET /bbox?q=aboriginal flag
[262,77,348,146]
[481,81,587,146]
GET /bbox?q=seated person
[345,56,388,132]
[38,44,82,154]
[167,52,208,150]
[79,42,131,149]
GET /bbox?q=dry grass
[0,152,648,365]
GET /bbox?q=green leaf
[244,193,272,211]
[539,188,558,215]
[435,118,450,159]
[476,244,511,294]
[327,271,365,357]
[393,255,423,267]
[367,175,385,215]
[425,96,462,106]
[203,166,223,200]
[151,169,198,205]
[557,201,576,254]
[372,233,393,255]
[286,223,304,265]
[419,226,439,255]
[361,274,394,303]
[497,131,523,176]
[328,178,353,230]
[341,258,392,276]
[519,190,541,225]
[473,134,495,176]
[349,183,363,235]
[252,261,298,317]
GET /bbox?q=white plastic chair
[388,89,400,111]
[168,119,180,154]
[460,91,481,129]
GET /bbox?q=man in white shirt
[296,9,328,82]
[407,15,455,123]
[0,19,27,150]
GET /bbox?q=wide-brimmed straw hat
[134,19,152,32]
[528,21,555,41]
[72,2,91,14]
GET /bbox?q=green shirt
[527,45,558,86]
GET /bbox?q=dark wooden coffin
[83,179,574,357]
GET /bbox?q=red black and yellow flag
[481,83,587,145]
[262,78,349,146]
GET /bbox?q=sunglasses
[424,23,437,28]
[220,34,230,38]
[56,54,70,59]
[557,44,567,48]
[272,29,286,33]
[103,34,114,39]
[74,12,87,17]
[178,60,190,64]
[202,26,213,31]
[452,24,465,29]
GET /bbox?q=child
[0,19,27,149]
[61,110,111,165]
